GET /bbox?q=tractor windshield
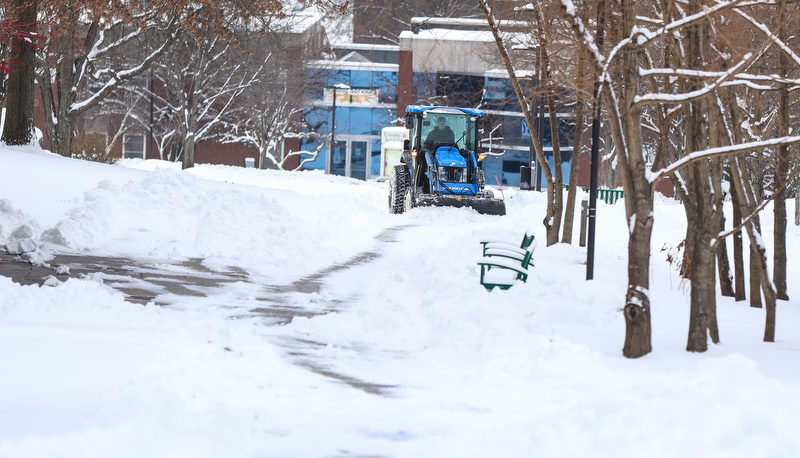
[421,112,476,152]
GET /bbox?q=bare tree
[36,6,177,157]
[152,28,268,170]
[217,18,325,171]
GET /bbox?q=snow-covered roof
[282,11,323,35]
[402,28,495,44]
[339,51,371,63]
[399,28,500,76]
[410,17,530,28]
[332,43,400,53]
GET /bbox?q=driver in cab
[424,117,455,151]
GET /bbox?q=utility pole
[329,83,349,174]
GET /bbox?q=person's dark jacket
[425,126,455,150]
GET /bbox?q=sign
[381,126,409,144]
[324,88,380,107]
[380,127,409,178]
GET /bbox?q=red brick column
[282,137,300,170]
[398,49,413,118]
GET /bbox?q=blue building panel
[298,63,399,178]
[349,69,371,89]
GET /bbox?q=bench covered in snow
[478,229,536,291]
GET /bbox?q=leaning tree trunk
[479,0,561,245]
[536,12,565,246]
[1,0,38,146]
[729,155,778,341]
[562,52,587,245]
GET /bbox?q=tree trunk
[619,0,652,358]
[544,68,564,245]
[750,242,763,309]
[623,193,654,358]
[37,19,99,157]
[683,3,719,352]
[730,181,746,301]
[182,135,195,170]
[562,51,588,245]
[716,211,734,297]
[537,17,564,246]
[795,190,799,226]
[773,1,789,300]
[1,0,38,146]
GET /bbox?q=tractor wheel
[389,165,412,214]
[403,183,415,213]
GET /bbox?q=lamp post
[148,68,154,160]
[586,4,606,281]
[585,89,602,280]
[329,83,350,174]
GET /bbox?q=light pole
[148,68,154,160]
[329,83,350,174]
[586,4,606,281]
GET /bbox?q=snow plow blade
[416,195,506,216]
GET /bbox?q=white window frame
[123,134,145,159]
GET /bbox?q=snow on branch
[626,0,747,49]
[712,161,800,251]
[633,51,760,107]
[641,68,800,90]
[733,8,800,71]
[71,17,180,116]
[649,135,800,183]
[558,0,605,70]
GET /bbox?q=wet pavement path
[0,225,411,397]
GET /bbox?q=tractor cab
[403,106,484,196]
[405,106,480,158]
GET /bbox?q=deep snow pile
[1,144,800,457]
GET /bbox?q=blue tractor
[388,106,506,216]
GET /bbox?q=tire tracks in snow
[0,224,413,397]
[252,224,414,397]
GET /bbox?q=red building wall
[195,140,260,168]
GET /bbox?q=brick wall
[195,140,260,168]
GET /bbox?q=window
[123,134,145,159]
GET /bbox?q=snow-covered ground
[1,144,800,457]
